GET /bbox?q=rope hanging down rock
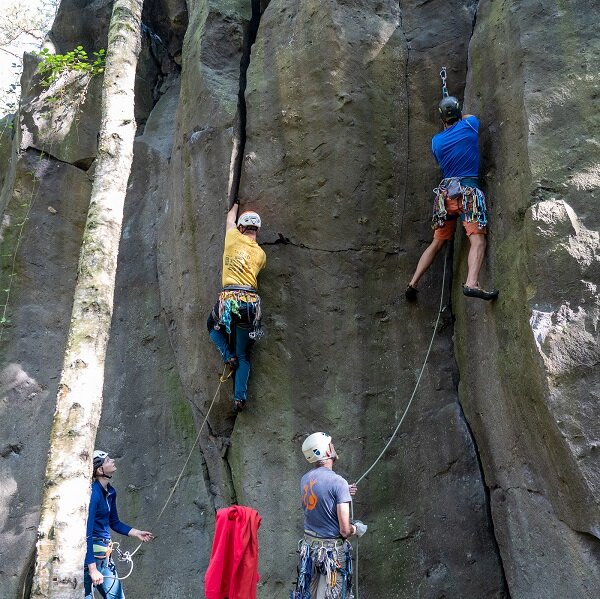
[354,248,448,486]
[351,248,449,599]
[102,365,228,581]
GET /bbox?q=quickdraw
[219,298,241,334]
[291,539,353,599]
[431,179,488,230]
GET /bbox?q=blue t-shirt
[85,480,132,565]
[300,467,352,538]
[431,115,480,179]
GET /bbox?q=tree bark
[31,1,144,596]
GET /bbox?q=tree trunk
[31,1,144,596]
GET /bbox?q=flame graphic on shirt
[302,479,318,511]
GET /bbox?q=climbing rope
[156,365,229,518]
[101,365,227,582]
[351,248,449,598]
[440,66,449,98]
[0,140,52,342]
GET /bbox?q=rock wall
[159,0,505,596]
[0,1,193,596]
[0,0,598,597]
[453,0,600,595]
[0,145,92,599]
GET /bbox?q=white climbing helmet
[238,211,261,229]
[302,432,332,463]
[93,450,108,474]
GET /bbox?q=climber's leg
[232,303,256,410]
[408,237,447,291]
[407,196,460,298]
[461,224,498,300]
[207,304,236,364]
[465,231,486,288]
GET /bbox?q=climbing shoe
[233,400,245,413]
[405,284,418,302]
[463,286,499,301]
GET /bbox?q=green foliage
[35,46,105,87]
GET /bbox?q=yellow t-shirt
[222,228,266,289]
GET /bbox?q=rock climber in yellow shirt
[207,198,266,412]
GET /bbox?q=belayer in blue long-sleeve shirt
[84,450,153,598]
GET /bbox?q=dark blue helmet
[438,96,462,123]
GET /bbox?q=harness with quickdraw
[431,178,488,231]
[211,285,263,340]
[92,538,138,581]
[291,537,353,599]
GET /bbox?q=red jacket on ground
[204,505,261,599]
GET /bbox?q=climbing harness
[101,365,227,582]
[440,66,448,98]
[291,535,353,599]
[92,539,137,583]
[350,248,449,598]
[212,286,263,339]
[432,179,488,231]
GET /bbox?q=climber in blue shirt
[406,96,498,301]
[84,450,153,599]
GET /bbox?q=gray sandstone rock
[454,0,600,596]
[0,150,91,598]
[1,0,598,597]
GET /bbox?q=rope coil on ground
[352,249,448,598]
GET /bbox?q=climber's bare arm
[226,201,239,231]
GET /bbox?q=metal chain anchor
[440,66,448,97]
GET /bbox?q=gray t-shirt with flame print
[300,466,352,539]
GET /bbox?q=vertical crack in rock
[222,446,239,506]
[198,448,218,513]
[193,1,267,517]
[227,0,263,203]
[204,419,239,508]
[224,0,268,506]
[456,398,512,597]
[451,1,510,592]
[466,1,479,74]
[398,3,411,239]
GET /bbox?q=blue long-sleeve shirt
[85,480,132,565]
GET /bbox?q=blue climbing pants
[83,558,124,599]
[207,301,258,404]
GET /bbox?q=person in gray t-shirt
[291,432,367,599]
[301,465,352,538]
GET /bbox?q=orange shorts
[433,198,487,241]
